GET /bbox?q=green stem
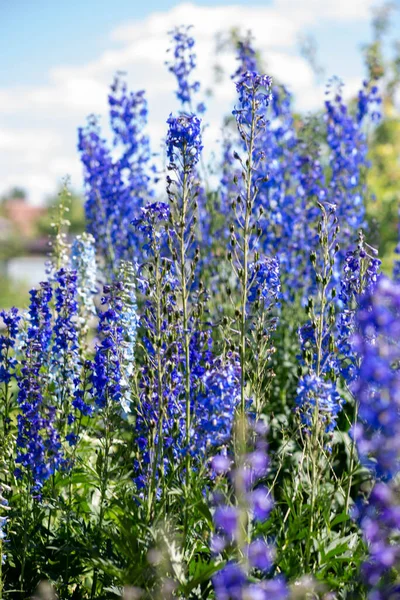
[305,210,330,570]
[91,383,112,599]
[238,92,257,452]
[179,163,192,539]
[148,253,166,518]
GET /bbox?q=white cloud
[0,1,372,205]
[275,0,375,22]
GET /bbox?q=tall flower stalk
[297,202,344,569]
[134,201,174,515]
[165,113,202,503]
[90,274,137,597]
[228,71,273,441]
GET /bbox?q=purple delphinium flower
[357,483,400,591]
[352,277,400,595]
[246,538,275,571]
[211,423,288,598]
[352,277,400,480]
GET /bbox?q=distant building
[2,197,46,238]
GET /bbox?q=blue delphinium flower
[336,234,381,382]
[166,113,203,167]
[222,36,317,306]
[324,78,380,272]
[166,25,204,113]
[132,201,170,255]
[248,257,281,306]
[50,268,80,406]
[165,109,204,484]
[232,32,258,80]
[16,282,64,494]
[92,275,137,413]
[234,71,272,122]
[0,307,21,387]
[357,80,381,124]
[165,26,212,260]
[352,277,400,480]
[193,356,241,456]
[229,68,275,421]
[78,76,152,269]
[295,374,343,439]
[70,233,97,325]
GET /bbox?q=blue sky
[2,0,396,86]
[0,0,398,204]
[2,0,282,86]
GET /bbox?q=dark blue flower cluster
[233,71,272,136]
[78,76,152,269]
[166,113,203,168]
[0,307,21,386]
[134,327,241,490]
[248,258,281,306]
[193,356,241,455]
[50,268,80,405]
[16,282,63,493]
[133,201,170,253]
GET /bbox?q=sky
[0,0,399,205]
